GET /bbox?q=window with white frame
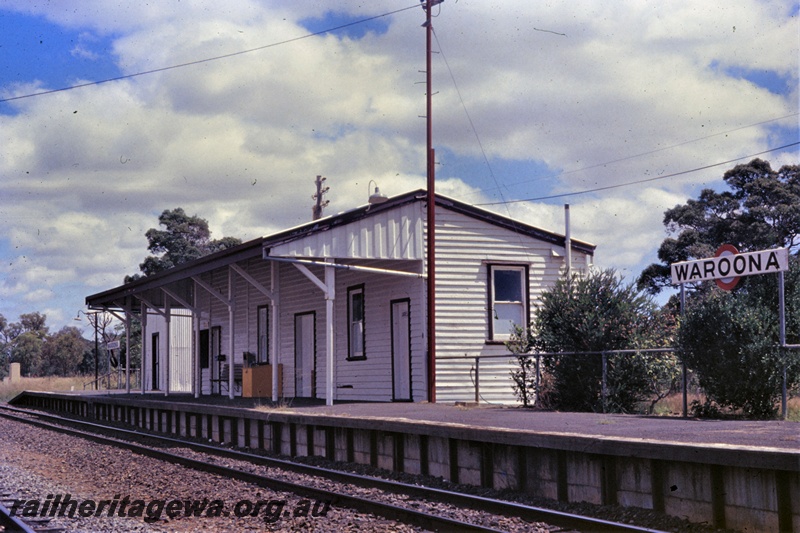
[257,305,269,364]
[348,285,366,360]
[489,265,528,341]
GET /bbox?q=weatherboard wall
[429,205,592,404]
[143,308,192,393]
[330,259,426,402]
[268,201,425,260]
[197,258,273,396]
[138,198,593,404]
[273,258,426,402]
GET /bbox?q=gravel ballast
[0,412,740,532]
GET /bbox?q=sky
[1,0,798,335]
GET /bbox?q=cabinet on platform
[242,364,282,398]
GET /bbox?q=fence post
[682,361,688,418]
[601,351,608,414]
[535,353,541,407]
[474,356,480,404]
[781,351,787,421]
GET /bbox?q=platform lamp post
[75,310,100,390]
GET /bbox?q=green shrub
[524,269,678,413]
[679,290,788,418]
[678,258,800,419]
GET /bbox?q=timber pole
[425,0,436,403]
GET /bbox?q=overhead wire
[0,4,421,104]
[3,2,795,207]
[431,26,509,211]
[460,112,800,200]
[474,141,800,206]
[432,25,542,264]
[427,14,798,207]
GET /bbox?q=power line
[432,26,536,263]
[475,141,800,206]
[460,112,800,200]
[427,17,799,214]
[0,4,420,104]
[431,27,506,205]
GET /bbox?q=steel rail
[0,405,667,533]
[0,502,39,533]
[0,408,504,533]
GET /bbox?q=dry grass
[252,397,295,412]
[0,375,88,402]
[651,392,705,417]
[653,391,800,421]
[789,398,800,422]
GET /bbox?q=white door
[294,313,315,397]
[391,300,411,401]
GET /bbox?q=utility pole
[423,0,443,403]
[312,175,330,220]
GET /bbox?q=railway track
[0,404,666,533]
[0,499,64,533]
[0,501,37,533]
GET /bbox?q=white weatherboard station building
[86,190,595,404]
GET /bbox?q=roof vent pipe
[565,204,572,278]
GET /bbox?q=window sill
[484,340,510,346]
[346,356,367,362]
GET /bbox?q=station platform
[7,390,800,532]
[37,389,799,450]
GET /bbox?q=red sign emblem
[714,244,740,291]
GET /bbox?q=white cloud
[0,1,796,329]
[70,32,102,60]
[24,288,55,303]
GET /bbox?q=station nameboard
[671,247,789,286]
